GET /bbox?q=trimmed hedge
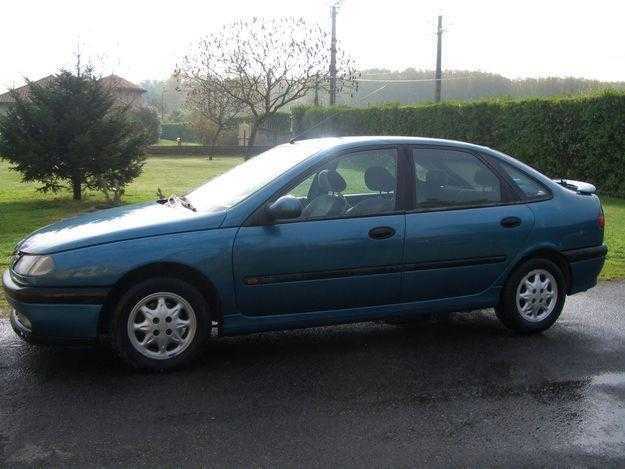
[160,122,201,143]
[292,92,625,196]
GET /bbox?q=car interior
[413,152,502,208]
[283,148,505,221]
[296,165,398,219]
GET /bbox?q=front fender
[29,228,239,316]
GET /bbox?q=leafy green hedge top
[292,92,625,197]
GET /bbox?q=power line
[355,76,474,83]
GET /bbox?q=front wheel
[495,258,566,334]
[111,278,210,371]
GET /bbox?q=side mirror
[266,195,303,221]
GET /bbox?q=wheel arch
[98,262,222,337]
[506,248,572,294]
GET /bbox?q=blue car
[3,137,607,370]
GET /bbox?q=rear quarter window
[496,160,551,201]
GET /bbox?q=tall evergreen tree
[0,69,150,201]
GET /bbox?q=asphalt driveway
[1,281,625,467]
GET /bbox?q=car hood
[18,202,227,255]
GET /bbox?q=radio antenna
[290,82,389,143]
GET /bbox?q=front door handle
[500,216,522,228]
[369,226,396,240]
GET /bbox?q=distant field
[157,139,201,146]
[0,156,624,315]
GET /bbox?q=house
[0,74,146,115]
[98,74,146,108]
[0,75,56,115]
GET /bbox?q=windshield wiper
[155,189,197,212]
[178,195,197,212]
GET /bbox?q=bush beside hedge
[292,92,625,196]
[161,113,292,145]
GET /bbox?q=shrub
[160,122,201,143]
[131,107,161,145]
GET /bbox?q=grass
[0,156,242,313]
[601,196,625,279]
[1,156,624,315]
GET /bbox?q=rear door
[401,146,534,302]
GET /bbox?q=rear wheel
[495,258,566,334]
[111,277,210,371]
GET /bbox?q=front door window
[279,148,399,220]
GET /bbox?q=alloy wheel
[515,269,558,322]
[127,292,197,360]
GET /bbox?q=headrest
[364,166,395,192]
[426,169,448,186]
[474,168,497,186]
[318,169,347,193]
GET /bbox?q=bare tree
[179,17,357,146]
[179,76,243,152]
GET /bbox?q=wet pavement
[1,281,625,467]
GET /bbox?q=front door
[401,147,535,302]
[233,147,406,316]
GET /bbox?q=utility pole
[329,2,338,105]
[434,15,443,103]
[314,78,320,106]
[160,87,166,121]
[75,39,82,77]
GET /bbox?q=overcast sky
[2,0,624,92]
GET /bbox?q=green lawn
[0,156,242,313]
[601,196,625,279]
[1,157,624,315]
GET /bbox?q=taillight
[598,209,605,230]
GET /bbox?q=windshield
[186,139,335,212]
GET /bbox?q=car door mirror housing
[266,195,303,221]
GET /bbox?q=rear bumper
[2,269,106,342]
[562,244,607,295]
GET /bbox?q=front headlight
[13,255,55,277]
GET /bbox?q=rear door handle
[500,216,522,228]
[369,226,396,240]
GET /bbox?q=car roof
[290,136,488,153]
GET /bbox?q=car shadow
[4,308,625,467]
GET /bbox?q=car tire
[495,258,566,334]
[111,277,210,371]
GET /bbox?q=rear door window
[412,148,503,210]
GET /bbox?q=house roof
[99,74,146,93]
[0,75,56,104]
[0,74,145,104]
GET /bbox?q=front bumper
[2,269,108,342]
[563,244,608,295]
